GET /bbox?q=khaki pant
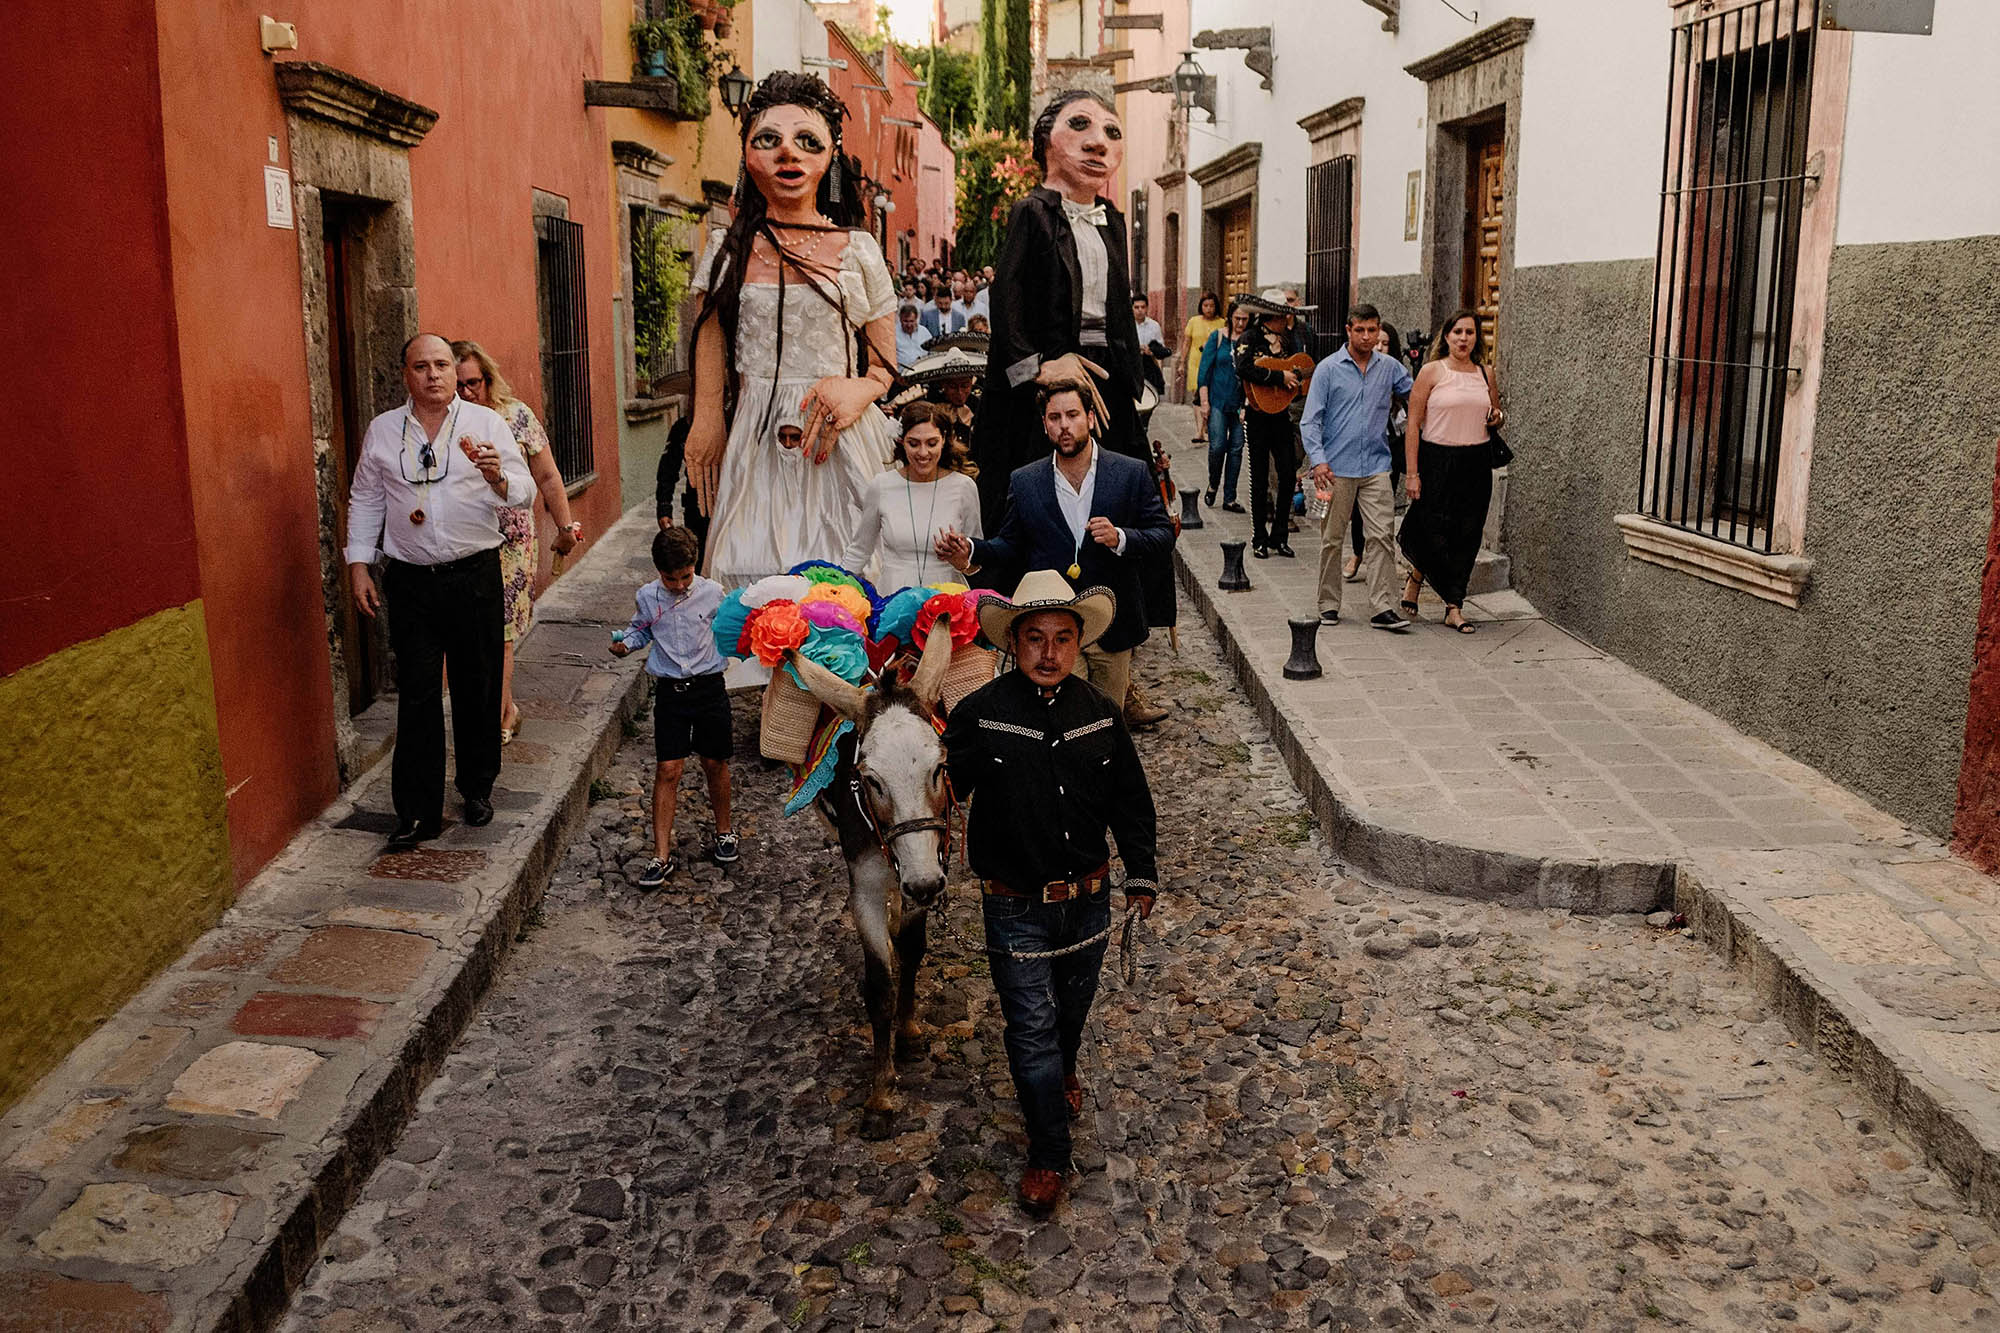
[1072,644,1131,707]
[1316,471,1398,617]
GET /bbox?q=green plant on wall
[632,213,692,387]
[631,6,714,119]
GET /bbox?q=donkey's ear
[786,650,869,722]
[908,627,953,711]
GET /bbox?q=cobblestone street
[279,609,2000,1333]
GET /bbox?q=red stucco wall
[1954,440,2000,872]
[0,0,202,675]
[153,1,623,882]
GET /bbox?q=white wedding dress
[693,227,899,586]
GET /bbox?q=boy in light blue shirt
[610,527,737,888]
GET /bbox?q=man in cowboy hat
[1234,288,1314,559]
[942,570,1159,1217]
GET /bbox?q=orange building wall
[154,1,624,883]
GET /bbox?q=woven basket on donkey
[760,668,822,764]
[941,645,997,714]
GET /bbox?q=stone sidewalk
[0,509,662,1332]
[1157,405,2000,1224]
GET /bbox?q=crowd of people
[341,69,1502,1224]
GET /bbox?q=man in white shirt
[920,287,965,339]
[895,302,933,370]
[345,333,534,850]
[1132,294,1167,398]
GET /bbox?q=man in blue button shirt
[1301,304,1413,631]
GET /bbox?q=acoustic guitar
[1244,353,1318,415]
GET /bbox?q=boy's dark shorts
[654,672,733,762]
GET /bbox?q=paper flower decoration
[874,585,937,644]
[742,574,812,609]
[711,588,751,659]
[800,599,864,636]
[801,581,872,629]
[912,590,980,649]
[789,624,870,685]
[747,599,809,665]
[931,582,969,596]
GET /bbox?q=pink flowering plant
[953,131,1038,269]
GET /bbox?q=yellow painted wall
[0,603,233,1110]
[599,0,747,210]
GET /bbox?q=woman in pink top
[1398,309,1504,632]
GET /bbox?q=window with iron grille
[1129,188,1147,300]
[1304,155,1355,345]
[1641,0,1817,552]
[536,214,596,484]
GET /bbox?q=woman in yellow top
[1180,291,1225,443]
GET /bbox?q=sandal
[1400,574,1422,619]
[500,702,522,746]
[1444,608,1476,634]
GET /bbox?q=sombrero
[900,344,986,386]
[928,330,990,356]
[976,570,1116,650]
[1236,287,1313,318]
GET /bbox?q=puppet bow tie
[1063,201,1108,227]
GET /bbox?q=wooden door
[1220,200,1252,301]
[323,200,383,711]
[1462,125,1505,363]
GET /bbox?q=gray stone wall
[1500,238,2000,837]
[1357,273,1428,350]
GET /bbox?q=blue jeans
[1207,407,1243,504]
[982,888,1112,1171]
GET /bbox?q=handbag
[1480,364,1512,468]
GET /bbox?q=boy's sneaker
[636,857,673,891]
[711,831,741,864]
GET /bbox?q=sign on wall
[264,166,295,230]
[1821,0,1934,33]
[1404,171,1421,242]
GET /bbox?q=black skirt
[1398,440,1493,608]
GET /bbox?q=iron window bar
[1638,0,1815,555]
[1304,155,1356,343]
[537,215,597,487]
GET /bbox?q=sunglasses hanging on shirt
[399,402,457,525]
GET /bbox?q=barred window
[1304,154,1355,346]
[536,214,596,484]
[1640,0,1819,552]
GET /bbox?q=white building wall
[1182,0,1999,297]
[752,0,828,78]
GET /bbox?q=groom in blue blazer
[937,379,1174,714]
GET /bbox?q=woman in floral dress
[452,340,581,742]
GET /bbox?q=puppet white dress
[693,226,899,585]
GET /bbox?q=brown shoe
[1063,1073,1084,1118]
[1018,1167,1065,1217]
[1123,683,1170,729]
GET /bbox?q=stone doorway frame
[1405,16,1531,386]
[276,61,437,782]
[1192,142,1261,301]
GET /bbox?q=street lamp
[1172,51,1205,110]
[719,63,754,117]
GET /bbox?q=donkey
[787,629,954,1140]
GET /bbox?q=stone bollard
[1179,488,1204,530]
[1283,618,1323,680]
[1218,540,1252,591]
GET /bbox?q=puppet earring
[827,154,842,205]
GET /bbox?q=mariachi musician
[975,91,1147,543]
[1234,289,1317,560]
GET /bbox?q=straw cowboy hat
[977,570,1117,650]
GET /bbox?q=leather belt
[985,863,1109,904]
[661,672,723,693]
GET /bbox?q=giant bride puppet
[684,73,901,584]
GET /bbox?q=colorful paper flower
[711,588,751,659]
[800,599,864,636]
[912,590,980,649]
[801,581,872,629]
[788,624,869,685]
[747,599,809,665]
[874,586,937,644]
[742,574,812,609]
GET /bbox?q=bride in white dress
[682,73,900,585]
